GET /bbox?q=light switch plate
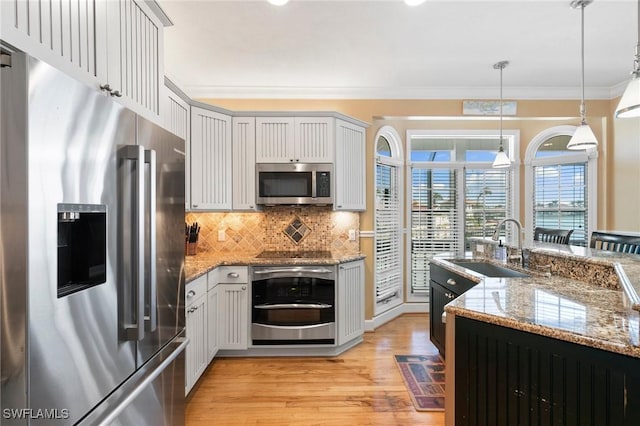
[348,229,357,241]
[218,230,226,241]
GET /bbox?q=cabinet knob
[192,204,198,208]
[227,272,239,278]
[446,278,457,286]
[289,159,294,162]
[295,159,299,162]
[187,290,196,298]
[241,285,247,291]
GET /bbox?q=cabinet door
[207,286,219,363]
[163,86,190,210]
[97,0,163,120]
[337,260,365,345]
[191,107,232,210]
[429,280,455,357]
[218,283,249,350]
[185,294,207,395]
[294,117,334,163]
[1,0,97,84]
[255,117,295,163]
[232,117,259,210]
[334,120,366,211]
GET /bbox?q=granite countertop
[435,246,640,359]
[185,251,366,283]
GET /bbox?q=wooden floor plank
[186,313,445,425]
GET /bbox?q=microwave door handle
[311,170,317,198]
[144,149,157,332]
[119,145,146,341]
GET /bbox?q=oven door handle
[253,268,333,275]
[254,303,333,310]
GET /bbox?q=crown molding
[182,83,629,101]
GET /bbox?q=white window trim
[373,125,404,316]
[524,125,598,246]
[405,129,520,302]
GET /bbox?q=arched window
[374,126,403,316]
[524,126,598,246]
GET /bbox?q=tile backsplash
[186,206,360,255]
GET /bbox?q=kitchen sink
[450,260,529,278]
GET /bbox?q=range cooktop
[255,250,333,259]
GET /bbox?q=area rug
[394,354,445,411]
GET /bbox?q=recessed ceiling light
[268,0,290,5]
[404,0,427,5]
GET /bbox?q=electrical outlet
[477,244,485,253]
[348,229,357,241]
[218,230,226,241]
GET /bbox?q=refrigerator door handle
[120,145,146,341]
[144,149,157,332]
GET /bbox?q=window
[374,128,404,316]
[525,126,597,247]
[407,130,519,302]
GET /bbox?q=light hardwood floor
[185,313,445,425]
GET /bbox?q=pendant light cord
[635,0,640,75]
[499,64,503,147]
[580,3,586,124]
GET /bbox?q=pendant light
[268,0,290,5]
[615,0,640,118]
[568,0,598,150]
[492,60,511,169]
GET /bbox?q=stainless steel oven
[251,265,336,345]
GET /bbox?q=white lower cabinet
[217,282,249,350]
[185,275,208,395]
[206,282,219,363]
[337,260,365,345]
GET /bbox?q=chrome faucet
[492,218,524,266]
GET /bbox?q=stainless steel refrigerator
[1,46,186,425]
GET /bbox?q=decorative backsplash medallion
[283,217,311,244]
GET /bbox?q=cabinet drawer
[208,266,248,289]
[186,274,207,305]
[429,263,478,294]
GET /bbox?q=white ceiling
[160,0,638,100]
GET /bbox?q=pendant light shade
[568,0,598,150]
[492,147,511,168]
[268,0,290,5]
[615,0,640,118]
[492,60,511,169]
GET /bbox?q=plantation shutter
[375,163,402,305]
[464,168,512,245]
[410,167,458,294]
[533,162,588,246]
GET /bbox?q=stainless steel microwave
[256,163,333,205]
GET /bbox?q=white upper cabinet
[255,117,295,163]
[334,119,366,211]
[163,83,191,210]
[96,0,164,121]
[1,0,98,79]
[190,106,232,210]
[1,0,166,122]
[255,117,334,163]
[232,117,259,211]
[296,117,334,162]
